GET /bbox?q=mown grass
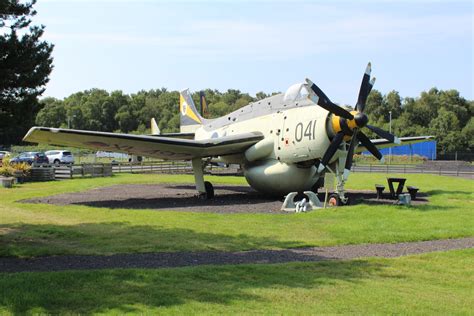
[0,249,472,314]
[0,173,472,257]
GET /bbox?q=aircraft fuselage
[193,91,338,195]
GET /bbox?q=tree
[364,89,384,123]
[256,91,268,100]
[430,108,461,152]
[383,90,402,120]
[35,97,66,128]
[460,118,474,152]
[0,0,53,145]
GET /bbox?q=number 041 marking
[295,120,317,142]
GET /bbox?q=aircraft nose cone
[354,112,368,128]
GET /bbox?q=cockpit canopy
[283,83,310,102]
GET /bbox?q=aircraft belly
[244,159,317,196]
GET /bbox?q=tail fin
[180,89,207,133]
[199,91,208,117]
[150,118,160,135]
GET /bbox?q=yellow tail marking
[180,95,202,124]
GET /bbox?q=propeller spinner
[306,63,400,180]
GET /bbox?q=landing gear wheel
[327,193,341,207]
[198,181,215,200]
[205,181,214,199]
[341,196,350,206]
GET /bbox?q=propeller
[356,63,372,112]
[306,79,354,120]
[357,131,384,161]
[366,124,401,144]
[306,63,397,180]
[317,132,344,173]
[343,128,359,180]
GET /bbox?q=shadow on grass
[0,259,386,314]
[0,222,306,258]
[410,204,458,212]
[425,189,473,196]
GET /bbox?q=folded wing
[355,136,434,153]
[24,127,264,160]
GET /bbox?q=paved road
[1,238,472,273]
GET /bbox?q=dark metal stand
[387,177,406,199]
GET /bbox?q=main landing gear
[192,158,214,199]
[317,159,350,207]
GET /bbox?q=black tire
[54,159,60,165]
[204,181,214,199]
[327,193,341,207]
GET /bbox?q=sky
[33,0,473,104]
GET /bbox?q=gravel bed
[21,183,428,214]
[1,238,472,273]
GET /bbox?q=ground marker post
[323,173,335,208]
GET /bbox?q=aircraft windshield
[283,83,309,102]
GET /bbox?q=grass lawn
[0,173,473,257]
[0,249,472,314]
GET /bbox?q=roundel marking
[181,101,188,115]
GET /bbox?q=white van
[45,150,74,165]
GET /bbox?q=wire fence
[44,161,472,180]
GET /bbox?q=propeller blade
[357,131,384,162]
[343,130,359,180]
[356,63,371,112]
[367,77,376,96]
[366,125,401,144]
[318,132,344,173]
[306,79,354,120]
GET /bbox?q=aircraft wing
[355,136,434,153]
[152,132,195,139]
[23,127,263,160]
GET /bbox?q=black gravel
[1,238,472,273]
[21,184,428,214]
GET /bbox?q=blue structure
[363,141,437,160]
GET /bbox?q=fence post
[439,166,441,176]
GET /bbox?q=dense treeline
[35,87,473,153]
[35,88,261,134]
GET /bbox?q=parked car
[0,151,10,160]
[10,152,49,165]
[45,150,74,165]
[0,151,11,166]
[0,151,10,158]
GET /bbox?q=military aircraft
[24,63,432,205]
